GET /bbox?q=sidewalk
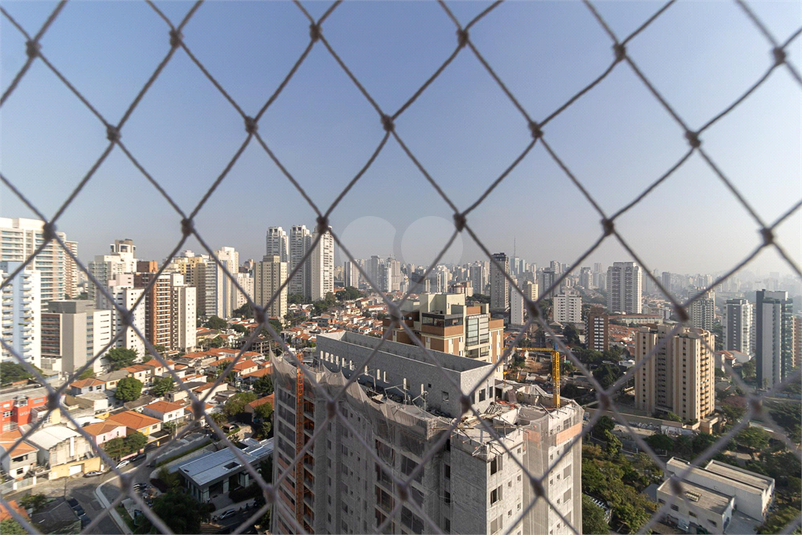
[95,479,132,535]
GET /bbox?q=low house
[0,430,38,479]
[244,395,274,421]
[97,369,129,391]
[192,382,229,401]
[64,392,109,415]
[142,401,186,424]
[125,365,153,385]
[67,378,106,396]
[30,498,80,534]
[232,359,259,379]
[27,426,101,479]
[82,421,127,446]
[106,410,162,436]
[241,366,272,386]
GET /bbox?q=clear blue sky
[2,0,800,277]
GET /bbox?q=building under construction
[272,331,583,535]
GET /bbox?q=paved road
[70,481,122,535]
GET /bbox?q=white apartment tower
[254,255,288,320]
[0,217,73,307]
[0,262,41,369]
[343,260,360,289]
[469,262,486,295]
[266,227,289,262]
[490,253,510,313]
[607,262,642,314]
[40,301,112,374]
[88,239,137,303]
[289,225,312,299]
[98,274,146,358]
[510,287,526,326]
[170,274,197,352]
[554,292,582,324]
[755,290,794,388]
[310,228,334,301]
[272,332,583,535]
[214,246,239,319]
[724,298,753,356]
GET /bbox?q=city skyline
[1,1,800,277]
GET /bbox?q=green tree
[603,429,622,456]
[77,368,96,380]
[233,303,254,319]
[593,364,622,390]
[736,427,770,452]
[231,323,247,334]
[0,362,34,385]
[147,492,209,533]
[106,348,138,371]
[287,293,306,305]
[582,495,609,535]
[163,421,178,437]
[151,376,174,397]
[0,519,25,534]
[115,377,143,402]
[757,507,801,534]
[337,286,361,301]
[103,437,127,460]
[157,467,182,491]
[673,435,693,458]
[691,433,718,456]
[645,433,674,453]
[592,416,616,440]
[206,316,227,330]
[563,324,580,346]
[663,412,682,422]
[203,337,225,349]
[210,412,227,427]
[253,374,274,396]
[124,431,147,453]
[741,359,756,381]
[19,493,48,513]
[223,392,257,418]
[254,401,273,421]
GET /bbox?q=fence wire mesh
[0,0,800,534]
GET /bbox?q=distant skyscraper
[343,260,359,289]
[254,255,288,320]
[310,228,334,301]
[98,274,146,358]
[538,268,557,299]
[661,272,672,294]
[689,289,716,331]
[607,262,642,314]
[755,290,794,388]
[235,272,253,312]
[0,218,73,308]
[266,227,289,262]
[579,267,592,290]
[289,225,312,298]
[523,280,539,301]
[724,298,753,356]
[134,271,173,351]
[793,315,801,370]
[170,274,197,352]
[469,262,486,296]
[490,253,510,313]
[0,262,41,369]
[510,288,525,326]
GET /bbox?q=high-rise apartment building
[510,288,526,327]
[554,292,582,324]
[793,315,801,370]
[266,227,289,262]
[134,271,173,351]
[755,290,794,388]
[272,332,583,535]
[98,274,146,358]
[235,271,253,312]
[538,268,558,300]
[63,240,79,299]
[0,262,41,369]
[578,267,592,290]
[585,306,609,352]
[289,225,312,298]
[689,289,716,331]
[607,262,642,314]
[469,262,486,296]
[214,246,239,319]
[254,255,288,320]
[310,228,334,302]
[0,217,73,307]
[522,280,538,302]
[723,298,753,356]
[88,239,137,303]
[40,301,112,374]
[170,274,197,352]
[343,260,360,289]
[635,325,715,422]
[490,253,510,313]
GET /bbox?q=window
[563,464,572,478]
[444,518,450,532]
[490,455,503,474]
[442,391,449,402]
[671,504,679,511]
[479,389,486,402]
[689,511,696,518]
[490,486,503,504]
[444,491,451,505]
[563,490,571,503]
[444,464,450,479]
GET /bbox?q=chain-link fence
[1,0,800,534]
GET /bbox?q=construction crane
[514,345,562,408]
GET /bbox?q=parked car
[84,471,103,477]
[115,460,130,469]
[66,498,79,508]
[72,504,85,517]
[219,509,237,520]
[79,515,90,528]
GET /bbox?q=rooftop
[656,478,733,515]
[27,426,81,450]
[69,378,105,389]
[0,430,37,456]
[83,421,125,436]
[667,458,774,494]
[106,410,161,430]
[144,400,185,414]
[177,439,273,487]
